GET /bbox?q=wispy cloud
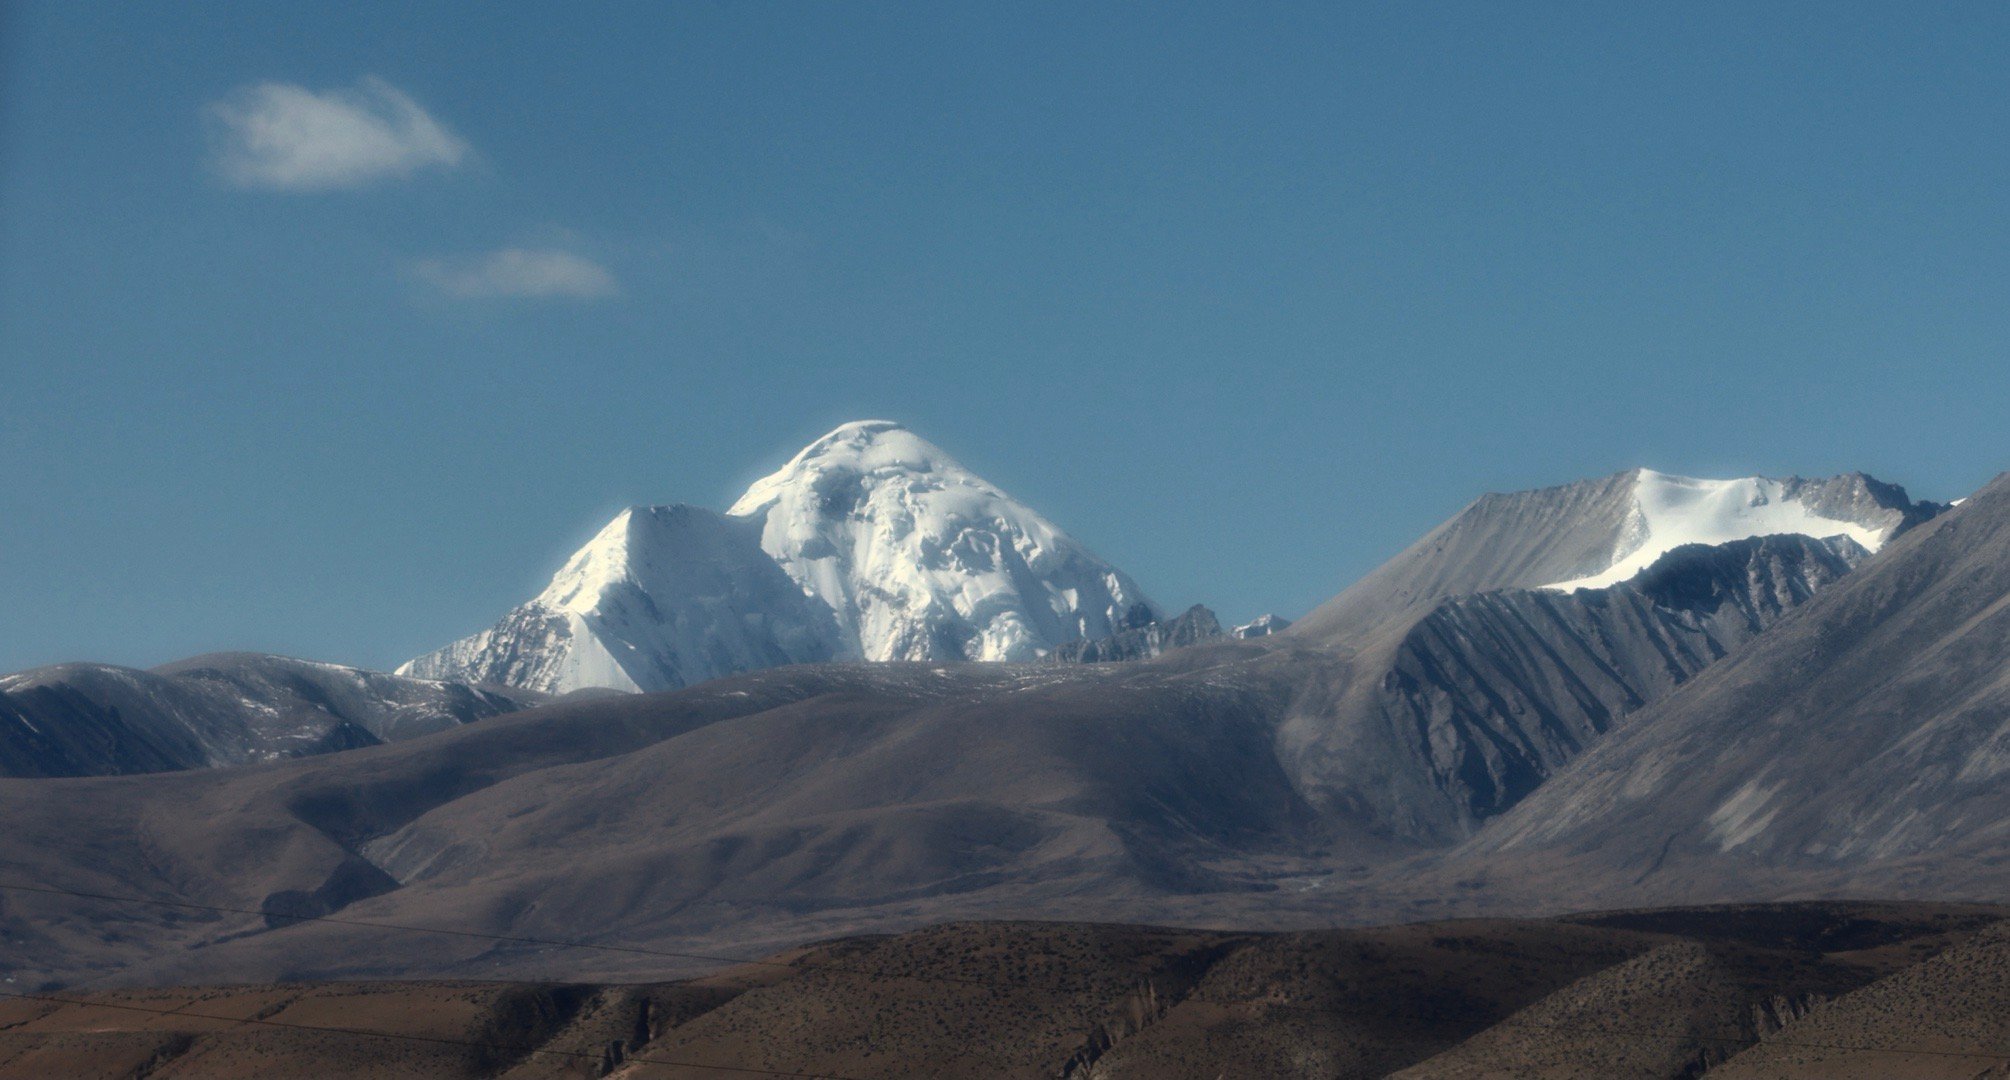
[410,248,619,300]
[207,76,468,191]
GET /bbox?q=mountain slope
[402,422,1160,693]
[1544,469,1929,590]
[4,903,1997,1079]
[1048,604,1224,663]
[1252,468,1941,844]
[1046,607,1292,663]
[1231,613,1291,638]
[555,903,1993,1080]
[1271,533,1873,842]
[0,661,1331,989]
[0,529,1915,987]
[1352,534,1869,832]
[728,420,1160,662]
[1287,469,1935,646]
[1708,918,2010,1079]
[0,466,1969,989]
[400,505,845,693]
[0,653,545,778]
[1466,472,2010,894]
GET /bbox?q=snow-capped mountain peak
[400,504,846,694]
[1544,469,1920,591]
[1290,466,1940,644]
[1231,614,1292,639]
[728,420,952,511]
[402,422,1161,693]
[729,421,1159,662]
[541,507,642,614]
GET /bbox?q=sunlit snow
[1544,470,1889,592]
[402,421,1159,693]
[728,420,1158,663]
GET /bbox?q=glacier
[402,421,1160,694]
[729,420,1159,663]
[1544,470,1920,591]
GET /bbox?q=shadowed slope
[0,474,1945,987]
[1468,472,2010,896]
[1269,532,1868,841]
[1708,919,2010,1078]
[0,653,546,778]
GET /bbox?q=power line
[5,880,2006,1065]
[0,988,870,1080]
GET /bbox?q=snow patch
[1709,776,1785,851]
[1231,614,1291,639]
[1545,470,1889,591]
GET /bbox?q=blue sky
[2,2,2006,672]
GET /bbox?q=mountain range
[2,421,1995,1000]
[1466,465,2010,885]
[400,421,1162,694]
[0,653,545,778]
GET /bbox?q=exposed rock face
[1470,472,2010,877]
[1359,534,1868,833]
[0,653,545,778]
[1269,469,1944,845]
[1287,469,1936,646]
[1049,604,1225,663]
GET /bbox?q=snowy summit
[729,420,1159,664]
[402,421,1159,693]
[1544,469,1919,591]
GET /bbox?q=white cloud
[410,248,619,300]
[208,76,468,191]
